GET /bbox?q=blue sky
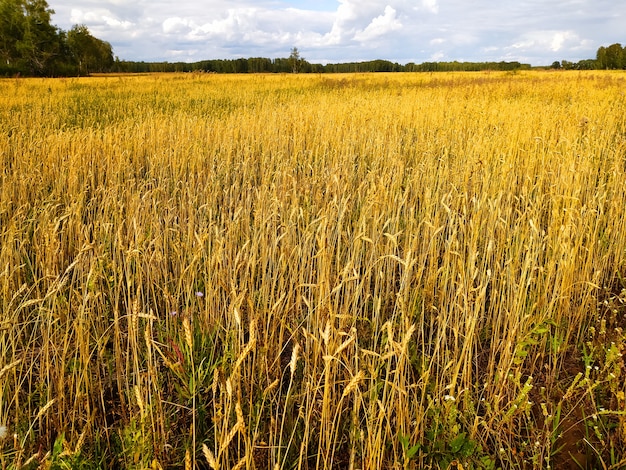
[282,0,338,11]
[49,0,625,65]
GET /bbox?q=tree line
[0,0,114,76]
[111,41,626,74]
[552,43,626,70]
[114,58,532,74]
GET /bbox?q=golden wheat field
[0,71,625,469]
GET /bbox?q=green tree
[596,46,607,69]
[67,24,114,74]
[577,59,597,70]
[0,0,25,72]
[289,47,301,73]
[0,0,66,75]
[605,43,624,69]
[17,0,64,75]
[0,0,114,76]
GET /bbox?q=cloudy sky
[49,0,624,65]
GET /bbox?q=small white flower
[443,395,456,402]
[0,425,7,440]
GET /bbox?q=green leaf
[53,432,65,458]
[398,432,409,451]
[461,438,476,457]
[407,444,420,459]
[449,432,466,453]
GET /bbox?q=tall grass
[1,71,625,468]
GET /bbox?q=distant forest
[116,56,531,74]
[1,0,625,76]
[117,43,626,74]
[112,42,626,74]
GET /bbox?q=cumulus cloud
[507,30,586,55]
[421,0,439,14]
[353,6,402,42]
[159,6,334,50]
[430,51,445,61]
[70,8,134,29]
[326,0,365,45]
[162,17,193,35]
[50,0,622,65]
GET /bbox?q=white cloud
[51,0,624,65]
[422,0,439,14]
[507,30,585,55]
[551,32,567,51]
[194,9,254,39]
[430,51,444,61]
[326,0,362,44]
[353,6,402,42]
[162,17,193,35]
[70,8,134,30]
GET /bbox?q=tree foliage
[114,57,530,74]
[600,43,624,69]
[553,42,626,70]
[67,24,114,75]
[0,0,113,76]
[289,47,302,73]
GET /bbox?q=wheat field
[0,71,625,469]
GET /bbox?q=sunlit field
[1,71,625,469]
